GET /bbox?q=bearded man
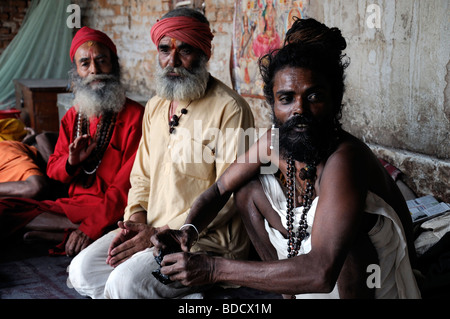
[151,18,421,299]
[0,27,144,257]
[67,8,254,299]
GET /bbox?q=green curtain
[0,0,72,110]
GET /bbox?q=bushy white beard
[155,57,209,101]
[71,72,126,118]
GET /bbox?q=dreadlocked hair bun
[284,17,347,54]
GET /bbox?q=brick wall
[0,0,31,56]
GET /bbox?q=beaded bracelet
[179,223,199,246]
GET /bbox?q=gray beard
[71,71,126,118]
[155,57,209,101]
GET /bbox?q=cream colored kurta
[125,76,254,259]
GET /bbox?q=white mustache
[81,74,116,86]
[162,66,192,77]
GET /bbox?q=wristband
[179,223,199,246]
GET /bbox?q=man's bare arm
[0,175,47,199]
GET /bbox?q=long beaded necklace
[169,101,192,134]
[73,110,117,188]
[285,156,317,299]
[285,156,317,258]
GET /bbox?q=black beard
[275,114,338,164]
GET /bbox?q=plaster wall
[310,0,449,160]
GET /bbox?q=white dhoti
[259,174,421,299]
[67,232,206,299]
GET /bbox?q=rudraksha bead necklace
[73,110,117,187]
[285,156,317,299]
[285,156,317,258]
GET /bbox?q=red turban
[70,27,117,62]
[150,16,214,59]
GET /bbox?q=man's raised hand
[68,134,97,166]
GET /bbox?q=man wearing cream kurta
[67,7,254,299]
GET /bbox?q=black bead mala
[285,157,317,299]
[285,156,317,259]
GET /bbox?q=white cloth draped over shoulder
[259,174,421,299]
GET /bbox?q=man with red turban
[68,8,254,299]
[0,27,144,257]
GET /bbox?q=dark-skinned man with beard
[67,8,254,299]
[0,27,144,257]
[151,18,421,299]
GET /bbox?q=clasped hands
[106,220,215,286]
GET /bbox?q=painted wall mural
[232,0,309,98]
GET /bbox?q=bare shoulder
[323,131,408,218]
[316,131,394,213]
[322,131,378,179]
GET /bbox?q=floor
[0,235,281,299]
[0,237,85,299]
[2,233,450,300]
